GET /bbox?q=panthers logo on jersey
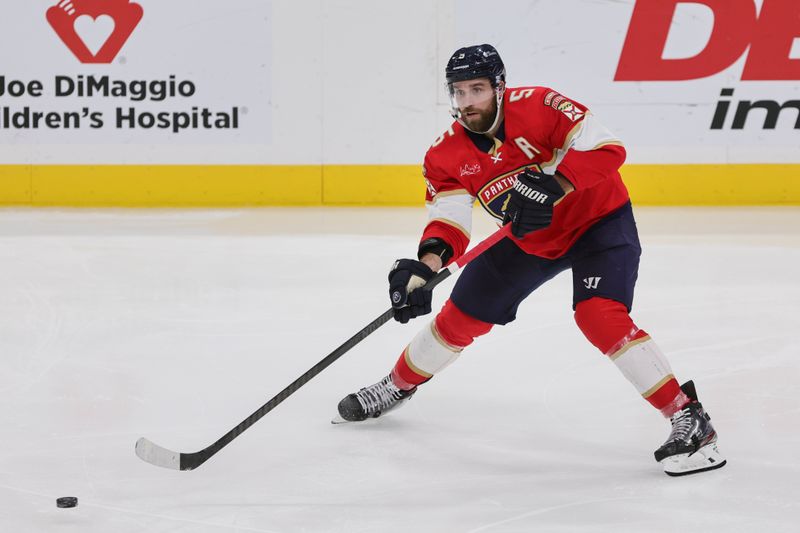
[477,164,542,220]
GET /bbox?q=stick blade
[135,437,181,470]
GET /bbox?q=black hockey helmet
[445,44,506,87]
[445,44,506,134]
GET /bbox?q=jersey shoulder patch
[542,89,586,122]
[505,86,579,120]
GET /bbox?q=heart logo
[74,15,116,56]
[47,0,143,64]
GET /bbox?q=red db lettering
[615,0,800,81]
[742,0,800,80]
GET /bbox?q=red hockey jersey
[421,86,629,263]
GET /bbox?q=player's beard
[461,99,498,133]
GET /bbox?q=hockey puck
[56,497,78,508]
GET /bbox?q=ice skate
[332,375,416,424]
[654,380,727,476]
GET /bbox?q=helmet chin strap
[453,86,505,135]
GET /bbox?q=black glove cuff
[417,237,454,265]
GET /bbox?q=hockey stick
[135,224,511,471]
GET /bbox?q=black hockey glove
[502,168,566,238]
[388,259,435,324]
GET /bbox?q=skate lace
[356,376,404,415]
[668,408,695,442]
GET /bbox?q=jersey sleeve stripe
[428,217,471,239]
[539,122,583,175]
[425,191,474,239]
[432,188,472,200]
[571,113,622,152]
[562,121,584,151]
[589,140,625,150]
[543,115,620,175]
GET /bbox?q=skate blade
[330,396,413,425]
[661,442,727,476]
[330,413,384,424]
[331,414,353,425]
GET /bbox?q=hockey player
[335,44,726,476]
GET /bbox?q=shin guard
[391,299,493,390]
[575,297,689,417]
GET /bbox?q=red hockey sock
[435,299,494,347]
[647,378,689,417]
[574,297,689,417]
[391,346,430,390]
[574,297,645,354]
[391,299,493,390]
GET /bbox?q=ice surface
[1,206,799,532]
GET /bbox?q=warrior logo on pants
[584,277,601,289]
